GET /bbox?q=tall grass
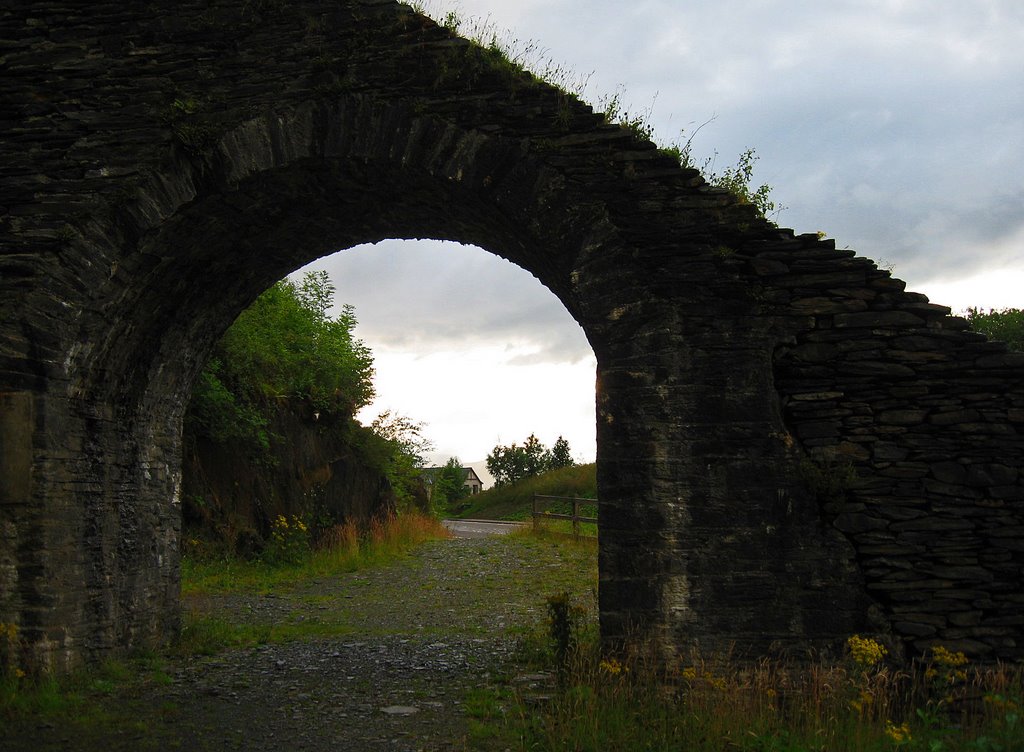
[491,604,1024,752]
[314,511,451,570]
[182,511,450,595]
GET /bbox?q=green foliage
[598,88,655,141]
[186,362,270,453]
[175,614,272,656]
[486,434,576,487]
[368,410,434,513]
[161,95,217,156]
[547,592,587,682]
[800,455,857,512]
[708,147,781,218]
[966,308,1024,352]
[261,514,310,566]
[549,436,574,470]
[182,512,450,597]
[418,3,782,220]
[186,271,374,454]
[432,456,470,514]
[667,121,783,219]
[218,271,373,413]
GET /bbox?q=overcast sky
[296,0,1024,477]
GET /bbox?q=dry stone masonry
[1,0,1021,672]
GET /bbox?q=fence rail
[531,494,599,540]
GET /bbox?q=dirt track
[3,535,597,752]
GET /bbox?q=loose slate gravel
[4,535,597,752]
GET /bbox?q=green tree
[432,457,470,514]
[486,434,574,487]
[486,442,528,488]
[186,271,375,454]
[549,436,574,470]
[966,307,1024,352]
[215,270,374,413]
[369,410,434,512]
[522,433,549,477]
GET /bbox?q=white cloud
[357,346,597,465]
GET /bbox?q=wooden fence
[531,494,599,540]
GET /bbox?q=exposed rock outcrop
[182,399,397,555]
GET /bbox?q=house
[421,465,484,498]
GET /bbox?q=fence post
[572,497,580,540]
[532,493,538,533]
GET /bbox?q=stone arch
[1,0,1021,671]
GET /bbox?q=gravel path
[4,535,597,752]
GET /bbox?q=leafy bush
[966,307,1024,351]
[365,410,433,514]
[261,515,310,566]
[186,271,374,453]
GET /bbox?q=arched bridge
[1,0,1022,672]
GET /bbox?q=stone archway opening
[178,233,600,565]
[294,238,598,472]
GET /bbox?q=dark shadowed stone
[834,311,926,329]
[895,621,939,637]
[833,513,888,534]
[930,462,967,484]
[967,464,1018,487]
[1,0,1023,670]
[878,410,927,425]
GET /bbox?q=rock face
[181,399,397,556]
[0,1,1021,671]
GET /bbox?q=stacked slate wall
[758,236,1023,657]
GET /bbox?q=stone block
[930,461,966,484]
[834,311,925,329]
[0,392,32,506]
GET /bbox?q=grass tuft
[182,511,450,595]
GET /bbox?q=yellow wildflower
[884,720,912,744]
[931,645,968,668]
[703,671,726,691]
[846,634,887,667]
[599,658,627,676]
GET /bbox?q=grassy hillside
[451,463,596,520]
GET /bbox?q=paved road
[442,518,528,538]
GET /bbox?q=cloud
[296,240,594,366]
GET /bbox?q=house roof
[421,466,481,484]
